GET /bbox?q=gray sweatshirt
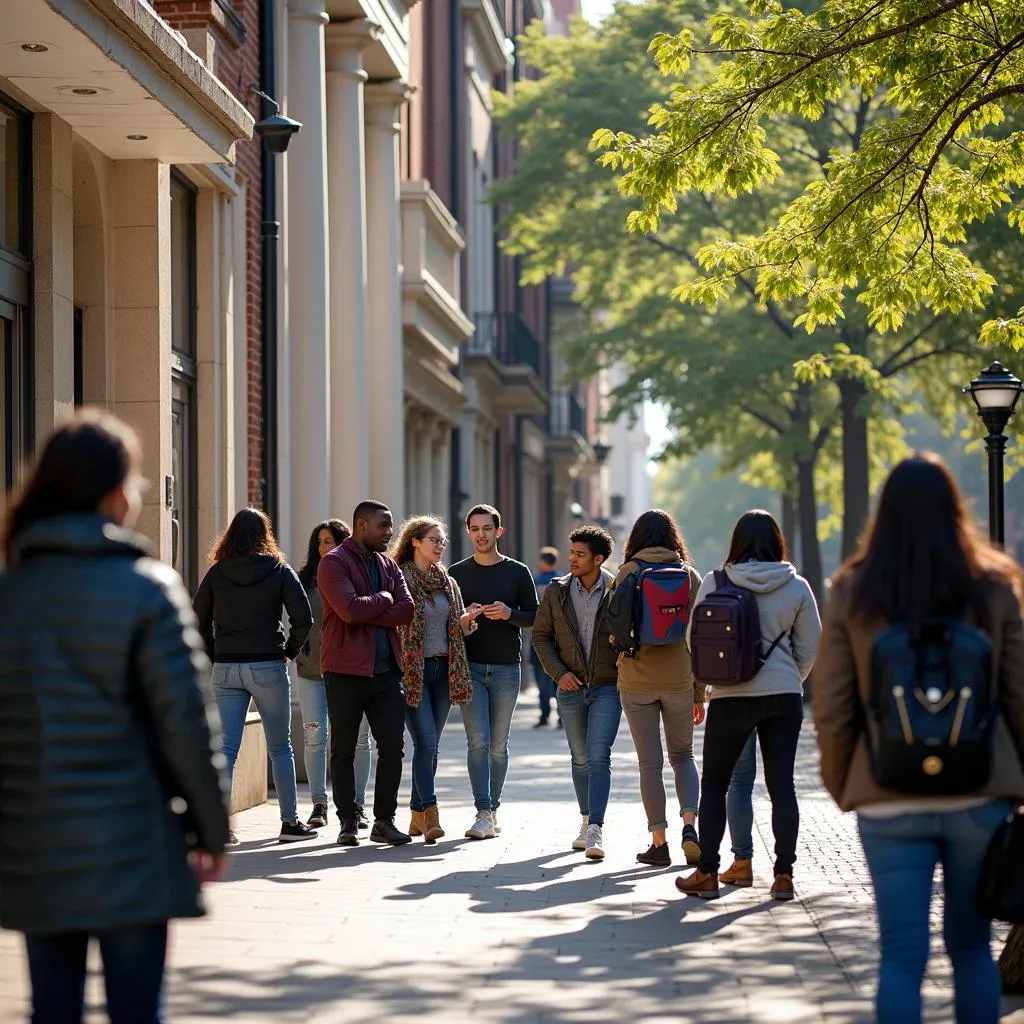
[686,561,821,699]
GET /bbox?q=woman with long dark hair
[612,509,705,867]
[194,507,315,844]
[813,455,1024,1023]
[0,410,228,1022]
[678,509,820,901]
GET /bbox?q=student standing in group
[532,547,562,729]
[194,507,316,844]
[814,455,1024,1024]
[0,411,229,1023]
[449,504,539,840]
[532,526,621,859]
[318,500,415,847]
[391,516,481,842]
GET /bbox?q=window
[0,106,27,256]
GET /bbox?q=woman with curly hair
[391,516,482,842]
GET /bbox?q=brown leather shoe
[674,869,720,899]
[423,805,445,844]
[771,874,795,901]
[720,859,754,887]
[408,810,424,838]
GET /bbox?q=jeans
[214,660,298,822]
[405,657,452,812]
[620,688,700,831]
[556,683,622,826]
[325,669,406,823]
[355,714,371,810]
[697,693,802,875]
[531,649,557,723]
[727,732,757,859]
[463,662,521,812]
[858,801,1010,1024]
[295,675,329,806]
[25,922,168,1023]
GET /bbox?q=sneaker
[533,717,550,729]
[307,803,329,828]
[465,810,496,840]
[356,806,370,830]
[771,874,795,901]
[491,810,501,835]
[675,868,720,899]
[226,831,240,847]
[337,819,359,846]
[572,815,590,851]
[370,818,412,846]
[682,824,701,866]
[636,841,671,866]
[585,824,605,860]
[278,819,317,843]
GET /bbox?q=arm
[508,565,539,629]
[282,567,313,660]
[317,554,393,624]
[372,562,415,627]
[791,581,823,681]
[997,583,1024,764]
[532,587,571,682]
[192,567,216,660]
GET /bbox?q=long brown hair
[298,518,351,587]
[726,509,789,564]
[623,508,691,564]
[391,515,446,567]
[210,507,284,564]
[835,452,1020,629]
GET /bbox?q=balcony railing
[469,312,542,376]
[549,389,586,438]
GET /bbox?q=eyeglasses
[425,536,448,549]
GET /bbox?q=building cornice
[462,0,512,77]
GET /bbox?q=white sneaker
[491,810,501,835]
[572,815,590,851]
[585,824,604,860]
[465,810,496,840]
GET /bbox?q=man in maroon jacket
[317,499,415,846]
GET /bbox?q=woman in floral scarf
[392,516,481,842]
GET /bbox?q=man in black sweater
[449,503,538,840]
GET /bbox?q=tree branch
[877,316,946,375]
[739,402,785,436]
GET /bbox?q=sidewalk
[2,693,1023,1022]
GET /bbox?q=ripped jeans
[295,675,330,806]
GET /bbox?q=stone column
[326,21,377,522]
[286,0,331,559]
[365,81,412,519]
[431,423,449,519]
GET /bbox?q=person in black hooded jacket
[194,507,314,844]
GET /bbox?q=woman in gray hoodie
[678,509,821,901]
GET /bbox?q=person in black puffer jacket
[0,409,229,1024]
[194,507,314,844]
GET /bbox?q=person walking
[532,525,621,859]
[449,504,539,840]
[720,735,758,886]
[392,516,480,842]
[0,410,229,1024]
[318,500,415,847]
[532,547,561,728]
[677,509,820,900]
[813,454,1024,1024]
[194,507,316,844]
[611,509,705,867]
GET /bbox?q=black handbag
[978,805,1024,923]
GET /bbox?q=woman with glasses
[391,516,482,842]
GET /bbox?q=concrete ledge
[229,709,267,814]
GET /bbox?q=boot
[423,805,445,844]
[408,809,424,837]
[674,869,720,900]
[720,859,754,887]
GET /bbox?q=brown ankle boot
[674,869,720,899]
[423,805,445,844]
[408,810,424,837]
[720,859,754,887]
[770,874,795,901]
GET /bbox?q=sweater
[296,585,323,680]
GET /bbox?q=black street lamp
[964,361,1023,545]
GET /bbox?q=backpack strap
[713,569,728,589]
[759,630,789,666]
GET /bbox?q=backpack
[607,561,691,658]
[689,569,786,685]
[865,618,994,795]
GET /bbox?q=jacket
[532,568,618,688]
[0,515,229,936]
[317,537,415,677]
[193,555,312,663]
[812,572,1024,811]
[610,547,705,700]
[687,561,821,699]
[296,584,323,680]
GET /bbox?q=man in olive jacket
[532,524,621,860]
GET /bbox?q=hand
[693,702,706,727]
[381,591,394,605]
[282,657,290,664]
[558,672,582,691]
[190,849,227,884]
[459,613,479,635]
[483,601,512,621]
[465,603,484,619]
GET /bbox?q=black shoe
[682,824,701,866]
[370,818,413,846]
[337,819,359,846]
[637,841,671,866]
[556,718,564,730]
[279,819,317,843]
[533,717,550,729]
[307,803,329,828]
[356,806,370,830]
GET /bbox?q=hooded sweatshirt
[686,561,821,699]
[193,554,312,663]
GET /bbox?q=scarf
[398,562,473,709]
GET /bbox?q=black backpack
[866,618,995,795]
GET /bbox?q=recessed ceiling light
[21,43,49,53]
[126,134,148,141]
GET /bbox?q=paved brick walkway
[2,691,1023,1022]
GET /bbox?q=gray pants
[620,687,699,831]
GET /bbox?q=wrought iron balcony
[468,312,542,376]
[549,389,586,438]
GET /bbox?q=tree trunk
[796,458,824,602]
[1000,925,1024,992]
[839,377,871,559]
[781,488,799,563]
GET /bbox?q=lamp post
[964,361,1023,545]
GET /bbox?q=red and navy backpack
[607,560,692,658]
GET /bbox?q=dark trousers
[697,693,803,876]
[325,668,406,824]
[531,649,558,723]
[25,922,168,1024]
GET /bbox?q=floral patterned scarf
[398,562,473,709]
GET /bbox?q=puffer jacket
[0,514,229,936]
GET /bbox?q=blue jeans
[295,675,329,805]
[858,800,1010,1024]
[213,660,298,822]
[556,684,622,826]
[355,714,371,810]
[25,922,168,1023]
[406,657,452,812]
[727,732,757,859]
[463,662,521,811]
